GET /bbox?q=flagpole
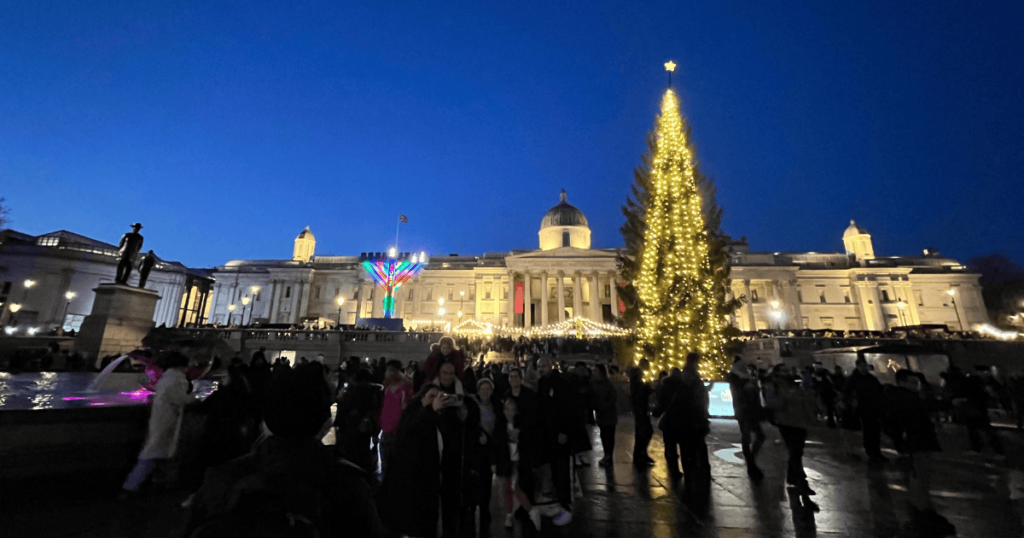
[394,217,401,255]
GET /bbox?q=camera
[444,393,464,407]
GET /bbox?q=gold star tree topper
[664,60,677,72]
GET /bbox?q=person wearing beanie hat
[185,363,384,538]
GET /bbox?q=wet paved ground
[6,415,1023,537]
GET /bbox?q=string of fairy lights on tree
[635,62,729,379]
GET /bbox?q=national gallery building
[0,190,988,335]
[202,191,988,333]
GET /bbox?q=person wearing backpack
[184,363,384,538]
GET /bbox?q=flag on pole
[398,214,409,223]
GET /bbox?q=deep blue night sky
[2,1,1022,268]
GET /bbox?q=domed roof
[540,190,588,229]
[843,220,869,238]
[296,226,315,240]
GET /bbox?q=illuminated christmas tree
[631,64,732,379]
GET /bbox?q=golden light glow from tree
[635,87,729,379]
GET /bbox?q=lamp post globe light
[336,296,346,327]
[947,289,963,331]
[241,296,252,326]
[228,304,237,326]
[62,291,77,332]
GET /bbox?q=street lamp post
[947,289,963,331]
[61,291,77,332]
[228,304,237,326]
[9,302,22,329]
[241,296,252,327]
[336,296,346,328]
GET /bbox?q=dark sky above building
[2,1,1022,268]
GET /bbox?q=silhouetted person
[137,250,156,288]
[115,223,144,284]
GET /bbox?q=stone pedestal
[75,284,161,359]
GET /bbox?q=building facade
[205,192,988,333]
[0,229,212,332]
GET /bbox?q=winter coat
[661,367,710,435]
[376,401,442,537]
[139,368,193,460]
[885,386,945,453]
[537,370,590,458]
[728,373,764,423]
[844,369,885,414]
[590,377,619,427]
[763,377,817,430]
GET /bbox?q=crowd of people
[709,355,1010,537]
[8,325,1013,538]
[113,336,631,537]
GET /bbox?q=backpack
[189,471,324,538]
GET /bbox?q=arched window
[562,231,571,247]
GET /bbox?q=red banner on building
[514,281,524,314]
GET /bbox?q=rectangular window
[314,286,321,300]
[353,286,360,299]
[469,286,476,300]
[881,289,891,302]
[448,288,454,300]
[915,290,924,306]
[426,288,433,300]
[751,289,759,303]
[502,285,509,300]
[820,317,835,328]
[843,289,851,303]
[285,287,291,299]
[604,284,610,298]
[797,290,803,303]
[408,288,414,300]
[819,291,826,304]
[485,284,492,300]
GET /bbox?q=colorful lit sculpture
[361,250,427,318]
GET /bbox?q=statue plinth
[75,283,161,359]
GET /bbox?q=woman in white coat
[121,352,194,494]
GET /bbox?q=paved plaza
[5,415,1023,538]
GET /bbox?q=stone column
[786,280,804,329]
[742,279,755,331]
[557,271,566,322]
[297,278,311,320]
[853,281,871,330]
[267,280,280,324]
[540,271,549,326]
[609,272,618,320]
[506,272,516,327]
[870,283,886,331]
[590,271,601,321]
[523,270,532,328]
[902,282,921,325]
[289,280,302,324]
[573,272,583,319]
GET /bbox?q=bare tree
[0,197,9,230]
